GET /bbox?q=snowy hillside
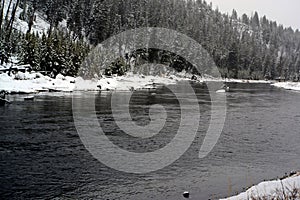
[2,0,67,35]
[3,0,49,35]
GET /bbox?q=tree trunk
[6,0,20,41]
[27,7,35,34]
[48,22,53,38]
[4,0,12,24]
[0,0,5,30]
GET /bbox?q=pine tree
[242,13,249,25]
[227,42,239,78]
[20,33,39,69]
[88,0,111,44]
[67,0,84,40]
[231,9,238,20]
[251,11,260,28]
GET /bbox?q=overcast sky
[206,0,300,30]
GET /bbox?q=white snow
[0,72,74,93]
[75,73,189,91]
[0,58,296,94]
[216,89,226,93]
[223,78,273,84]
[272,82,300,91]
[0,57,18,70]
[74,77,99,91]
[0,64,282,95]
[97,73,183,91]
[0,70,192,94]
[220,173,300,200]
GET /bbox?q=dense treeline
[0,0,89,77]
[21,31,90,77]
[2,0,300,80]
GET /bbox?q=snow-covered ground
[76,73,188,91]
[220,173,300,200]
[224,78,273,84]
[0,72,75,93]
[0,68,279,94]
[0,58,294,94]
[272,82,300,91]
[0,70,195,93]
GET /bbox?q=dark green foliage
[242,14,249,25]
[19,33,39,69]
[2,0,300,80]
[227,42,239,79]
[16,30,89,77]
[104,57,128,76]
[251,12,260,28]
[63,0,299,80]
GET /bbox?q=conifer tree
[20,33,39,69]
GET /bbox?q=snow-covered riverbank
[272,82,300,91]
[0,71,195,93]
[2,65,299,94]
[0,70,276,94]
[224,79,273,84]
[0,72,75,93]
[221,172,300,200]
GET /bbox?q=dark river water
[1,83,300,200]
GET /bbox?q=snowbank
[272,82,300,91]
[224,79,272,84]
[0,71,191,94]
[220,173,300,200]
[74,73,188,91]
[96,73,183,91]
[197,76,272,84]
[0,72,75,93]
[0,59,279,94]
[0,69,279,94]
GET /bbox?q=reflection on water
[0,83,300,200]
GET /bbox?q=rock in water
[24,96,34,101]
[183,191,190,198]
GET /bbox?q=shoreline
[271,82,300,91]
[0,71,282,95]
[220,172,300,200]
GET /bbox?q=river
[0,82,300,199]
